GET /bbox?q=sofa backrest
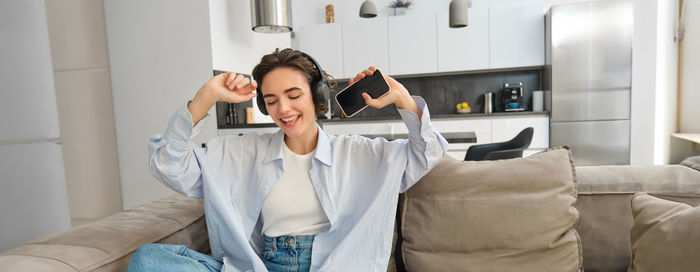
[389,164,700,272]
[573,165,700,272]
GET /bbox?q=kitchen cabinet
[342,18,390,78]
[322,121,399,136]
[218,126,280,137]
[292,2,545,77]
[436,7,490,72]
[488,1,544,69]
[387,12,438,75]
[491,115,549,149]
[293,23,344,79]
[431,118,491,159]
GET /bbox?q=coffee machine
[502,82,524,111]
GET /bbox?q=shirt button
[249,226,253,230]
[263,185,270,191]
[256,207,260,211]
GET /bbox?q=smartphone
[335,69,390,118]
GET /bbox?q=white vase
[394,7,407,16]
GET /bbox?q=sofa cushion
[629,193,700,272]
[681,155,700,172]
[0,193,208,271]
[400,146,581,271]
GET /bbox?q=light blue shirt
[148,97,447,272]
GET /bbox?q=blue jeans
[126,235,313,272]
[126,244,222,272]
[262,235,314,272]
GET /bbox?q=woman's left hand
[349,66,421,116]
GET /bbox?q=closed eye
[290,96,300,99]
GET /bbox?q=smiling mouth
[280,115,300,126]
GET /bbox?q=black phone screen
[335,69,390,117]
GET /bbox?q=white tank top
[261,142,330,237]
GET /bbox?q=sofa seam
[400,193,409,272]
[20,242,111,256]
[573,225,584,271]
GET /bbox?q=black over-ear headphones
[256,51,330,116]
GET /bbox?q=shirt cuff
[398,96,431,139]
[164,100,210,148]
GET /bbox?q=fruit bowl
[456,101,471,114]
[457,108,471,114]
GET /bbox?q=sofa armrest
[0,194,208,272]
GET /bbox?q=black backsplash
[328,68,543,119]
[216,68,543,128]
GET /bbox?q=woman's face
[261,67,318,140]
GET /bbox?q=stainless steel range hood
[251,0,292,33]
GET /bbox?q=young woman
[127,48,447,272]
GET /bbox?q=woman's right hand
[188,72,258,126]
[197,72,258,105]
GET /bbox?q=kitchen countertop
[362,132,476,143]
[321,110,550,123]
[223,111,550,128]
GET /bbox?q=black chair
[464,127,534,161]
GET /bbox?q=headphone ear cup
[256,88,268,115]
[314,81,330,108]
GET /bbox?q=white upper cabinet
[293,23,344,79]
[342,18,390,79]
[488,1,544,69]
[387,12,438,75]
[293,1,545,77]
[437,7,490,72]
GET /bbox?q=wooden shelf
[672,133,700,151]
[673,133,700,144]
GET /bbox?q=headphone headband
[299,52,328,88]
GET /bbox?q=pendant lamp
[359,0,378,18]
[251,0,292,33]
[449,0,470,28]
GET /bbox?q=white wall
[674,0,700,158]
[104,0,216,209]
[46,0,123,226]
[679,0,700,133]
[0,0,71,252]
[209,0,290,123]
[629,0,659,165]
[653,0,683,164]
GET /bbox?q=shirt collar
[264,123,332,166]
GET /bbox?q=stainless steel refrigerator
[545,1,633,166]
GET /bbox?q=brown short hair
[252,48,334,117]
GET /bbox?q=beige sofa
[2,157,699,271]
